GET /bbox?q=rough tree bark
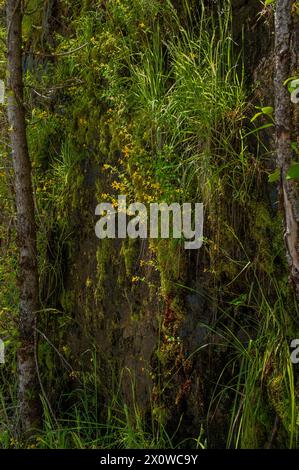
[275,0,299,296]
[6,0,41,432]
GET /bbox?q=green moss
[155,240,186,297]
[95,238,111,307]
[121,239,138,279]
[60,290,76,316]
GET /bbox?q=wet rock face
[232,0,274,74]
[59,0,275,447]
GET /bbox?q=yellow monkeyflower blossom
[103,164,111,170]
[112,181,121,190]
[122,145,130,157]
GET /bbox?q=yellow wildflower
[122,145,130,157]
[112,181,121,190]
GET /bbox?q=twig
[31,42,89,58]
[34,327,73,372]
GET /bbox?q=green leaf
[261,106,273,115]
[250,112,263,122]
[229,293,247,306]
[244,122,274,137]
[287,163,299,180]
[284,76,299,86]
[268,168,280,183]
[250,107,273,122]
[265,0,275,5]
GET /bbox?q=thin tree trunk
[6,0,41,432]
[275,0,299,296]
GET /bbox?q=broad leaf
[287,163,299,180]
[261,106,273,115]
[268,168,280,183]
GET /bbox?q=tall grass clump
[122,0,247,207]
[206,272,299,449]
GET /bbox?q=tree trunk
[6,0,41,433]
[275,0,299,296]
